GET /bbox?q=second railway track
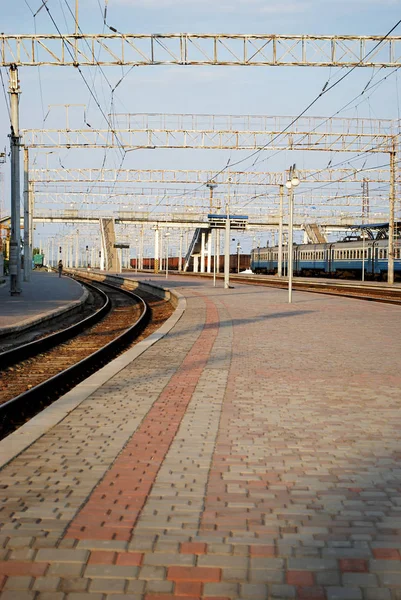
[0,276,173,439]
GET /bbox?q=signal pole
[9,65,21,295]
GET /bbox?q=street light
[285,164,300,304]
[165,232,170,279]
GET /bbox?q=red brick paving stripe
[0,561,48,577]
[175,581,203,596]
[65,298,219,541]
[88,551,116,564]
[287,571,314,586]
[168,566,222,582]
[339,558,369,573]
[180,542,207,555]
[373,548,401,560]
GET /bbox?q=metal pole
[179,231,183,272]
[388,144,396,285]
[9,65,21,295]
[362,232,365,282]
[75,0,79,35]
[23,147,31,281]
[288,186,294,304]
[165,234,169,279]
[154,227,159,274]
[213,227,217,287]
[278,184,284,277]
[237,242,240,273]
[224,205,230,289]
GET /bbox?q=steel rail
[0,278,110,369]
[0,279,150,438]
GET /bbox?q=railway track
[0,277,172,439]
[229,274,401,305]
[170,270,401,305]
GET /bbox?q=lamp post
[285,164,300,304]
[165,232,170,279]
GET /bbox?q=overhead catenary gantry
[30,167,395,185]
[1,33,401,67]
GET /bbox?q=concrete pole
[224,208,230,289]
[9,65,21,295]
[216,229,220,273]
[200,231,205,273]
[288,186,294,304]
[23,147,31,281]
[278,184,284,277]
[140,226,144,269]
[179,231,183,272]
[388,144,396,285]
[75,231,79,267]
[154,227,159,274]
[207,232,212,273]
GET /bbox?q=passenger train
[251,235,401,280]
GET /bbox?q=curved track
[0,278,150,439]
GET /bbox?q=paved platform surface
[0,273,401,600]
[0,272,86,335]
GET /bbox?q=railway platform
[0,271,87,336]
[0,273,401,600]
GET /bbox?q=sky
[0,0,400,255]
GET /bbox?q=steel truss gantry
[22,127,394,153]
[1,33,401,67]
[30,167,394,185]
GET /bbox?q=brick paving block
[36,548,90,563]
[250,558,284,570]
[197,555,248,569]
[65,594,104,599]
[0,561,49,577]
[342,572,379,587]
[138,565,166,580]
[48,562,84,576]
[4,576,33,590]
[77,540,128,551]
[296,586,326,599]
[143,552,195,567]
[222,568,248,582]
[167,566,221,582]
[369,559,401,572]
[88,550,116,564]
[8,549,36,561]
[175,580,202,596]
[239,583,268,599]
[36,593,65,600]
[339,559,369,573]
[270,583,296,598]
[116,552,143,566]
[249,545,275,557]
[326,587,363,599]
[379,572,401,586]
[364,590,391,600]
[0,593,36,600]
[372,548,401,560]
[249,569,284,584]
[180,542,207,555]
[286,571,314,586]
[90,578,127,593]
[146,580,174,594]
[85,564,139,579]
[60,578,90,592]
[316,571,341,585]
[126,580,146,593]
[32,576,61,591]
[6,537,34,549]
[203,582,239,597]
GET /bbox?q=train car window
[384,250,387,259]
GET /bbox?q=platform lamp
[285,164,300,304]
